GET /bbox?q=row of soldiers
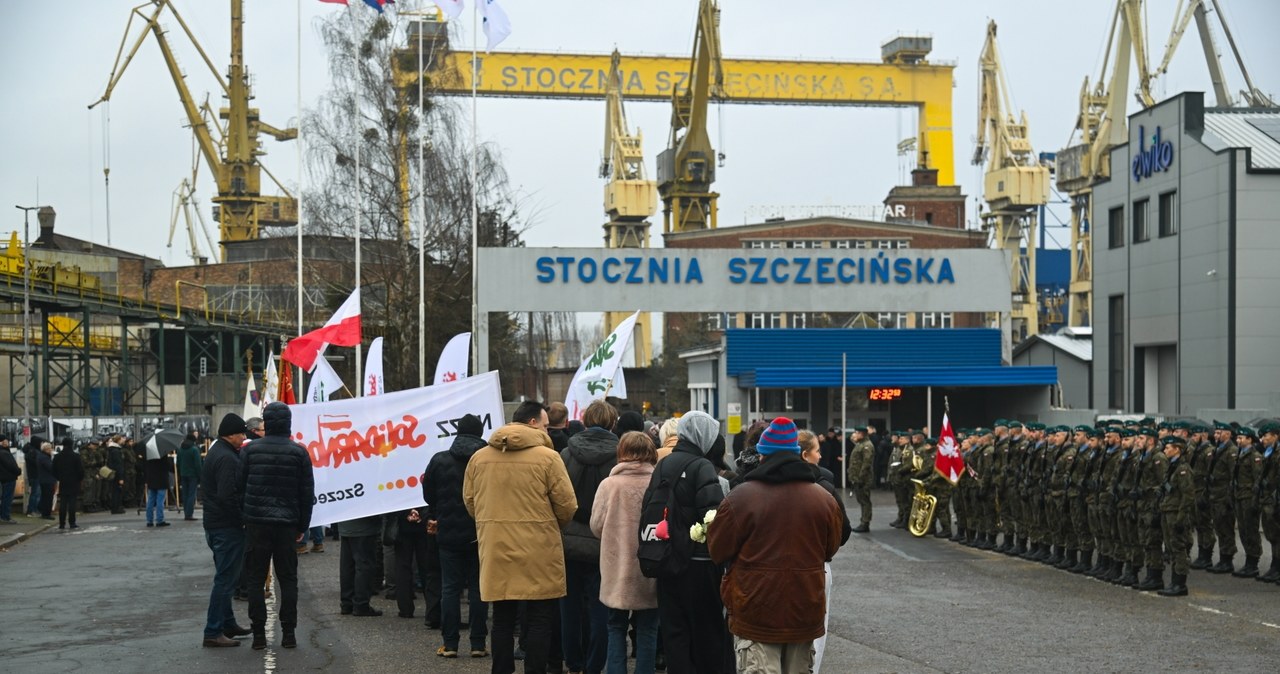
[64,437,140,513]
[884,419,1280,597]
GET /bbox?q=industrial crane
[89,0,298,259]
[600,49,657,365]
[1056,0,1273,327]
[974,21,1049,344]
[656,0,726,233]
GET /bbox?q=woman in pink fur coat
[590,431,660,674]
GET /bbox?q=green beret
[993,419,1009,427]
[1008,420,1023,429]
[1237,426,1258,440]
[1139,428,1158,438]
[1164,436,1187,448]
[1073,424,1093,433]
[1028,422,1046,431]
[1258,423,1278,436]
[1121,429,1136,438]
[1214,420,1233,431]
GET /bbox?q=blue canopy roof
[726,328,1057,388]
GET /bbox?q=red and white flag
[935,411,964,484]
[282,288,362,371]
[364,337,385,396]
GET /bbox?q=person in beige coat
[590,431,660,674]
[463,401,578,673]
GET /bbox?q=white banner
[434,332,471,385]
[306,357,345,403]
[364,337,385,396]
[261,352,279,412]
[242,372,260,421]
[565,311,639,420]
[295,370,504,527]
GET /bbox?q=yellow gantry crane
[1056,0,1274,327]
[601,49,657,365]
[655,0,725,234]
[974,21,1049,343]
[90,0,298,259]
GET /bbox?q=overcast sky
[1,0,1277,267]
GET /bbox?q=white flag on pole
[565,311,640,420]
[364,337,385,396]
[242,372,260,421]
[611,368,628,399]
[261,352,279,412]
[434,332,471,385]
[479,0,511,51]
[307,356,346,403]
[433,0,465,19]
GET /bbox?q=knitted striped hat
[756,417,800,455]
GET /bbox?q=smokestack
[37,206,56,240]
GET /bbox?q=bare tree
[298,10,527,394]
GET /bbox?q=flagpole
[295,0,306,398]
[350,4,364,397]
[927,385,933,438]
[469,0,480,373]
[841,352,848,491]
[417,9,426,389]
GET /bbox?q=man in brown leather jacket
[707,417,843,674]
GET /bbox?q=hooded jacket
[651,437,724,562]
[561,426,619,561]
[0,446,21,483]
[423,433,488,550]
[707,452,843,644]
[238,402,315,532]
[463,422,578,602]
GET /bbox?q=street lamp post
[14,205,43,444]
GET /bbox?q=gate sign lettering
[1132,125,1174,182]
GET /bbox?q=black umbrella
[142,429,185,461]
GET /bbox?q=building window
[1158,191,1177,237]
[1109,295,1125,409]
[750,313,766,329]
[854,240,871,249]
[877,312,907,328]
[790,240,815,249]
[1132,198,1150,243]
[1108,206,1125,249]
[746,240,766,249]
[834,240,851,249]
[918,312,953,328]
[769,241,785,249]
[925,212,934,224]
[792,312,807,328]
[877,240,894,249]
[895,240,910,249]
[768,313,783,328]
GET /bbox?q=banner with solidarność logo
[292,370,505,527]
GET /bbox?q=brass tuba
[907,478,938,537]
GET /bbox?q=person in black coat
[51,441,85,529]
[144,446,173,527]
[36,442,55,520]
[201,413,251,648]
[423,413,489,656]
[23,440,42,516]
[0,435,20,523]
[237,402,315,649]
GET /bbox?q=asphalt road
[2,491,1278,673]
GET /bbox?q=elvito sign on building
[1132,125,1175,182]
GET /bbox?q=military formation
[26,435,140,515]
[879,419,1280,598]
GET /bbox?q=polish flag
[282,288,362,371]
[935,411,964,484]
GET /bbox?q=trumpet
[908,478,938,537]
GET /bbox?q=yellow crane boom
[974,20,1049,343]
[601,49,656,366]
[89,0,298,258]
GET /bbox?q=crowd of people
[0,429,207,527]
[876,418,1280,598]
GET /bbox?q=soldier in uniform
[1186,423,1217,570]
[952,434,975,543]
[1231,427,1264,578]
[81,440,103,513]
[1135,428,1171,591]
[1003,422,1029,556]
[971,429,997,549]
[1066,427,1097,573]
[989,421,1011,551]
[887,431,908,529]
[1020,424,1049,560]
[1113,429,1147,586]
[1046,427,1079,569]
[1076,428,1105,574]
[1157,436,1194,596]
[915,437,953,538]
[1254,423,1280,583]
[120,436,139,510]
[1095,428,1127,581]
[845,427,874,533]
[1206,421,1239,574]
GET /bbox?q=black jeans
[393,530,441,621]
[656,560,734,674]
[494,599,556,674]
[244,524,300,631]
[110,481,123,513]
[339,534,378,611]
[38,483,55,517]
[57,489,79,527]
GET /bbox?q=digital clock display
[869,388,903,401]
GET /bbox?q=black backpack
[637,452,702,579]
